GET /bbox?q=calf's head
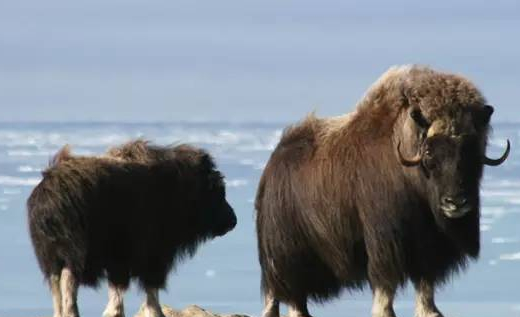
[204,170,237,237]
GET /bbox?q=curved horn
[397,141,422,167]
[483,139,511,166]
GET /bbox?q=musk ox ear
[474,105,494,126]
[410,108,430,129]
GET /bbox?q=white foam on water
[489,260,498,266]
[481,190,518,198]
[488,138,510,148]
[17,165,41,173]
[491,237,519,244]
[0,175,41,186]
[481,206,507,218]
[499,252,520,261]
[0,204,8,211]
[239,159,255,166]
[485,179,520,188]
[480,217,495,225]
[480,224,491,232]
[0,130,132,148]
[505,198,520,205]
[226,179,248,188]
[3,188,21,195]
[7,149,53,157]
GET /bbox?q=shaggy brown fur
[256,65,507,316]
[28,140,236,317]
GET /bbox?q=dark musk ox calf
[256,65,510,317]
[28,141,237,317]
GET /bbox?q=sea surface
[0,122,518,317]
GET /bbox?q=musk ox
[28,140,237,317]
[255,65,510,317]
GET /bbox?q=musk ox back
[255,65,510,317]
[28,141,236,317]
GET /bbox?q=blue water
[0,122,518,317]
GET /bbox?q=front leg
[372,286,397,317]
[414,280,444,317]
[261,290,280,317]
[136,288,165,317]
[103,282,126,317]
[287,298,312,317]
[60,268,79,317]
[50,273,62,317]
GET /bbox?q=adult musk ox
[255,65,510,317]
[28,140,237,317]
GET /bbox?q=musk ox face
[202,171,237,237]
[421,134,483,219]
[398,105,510,220]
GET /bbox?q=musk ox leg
[60,268,79,317]
[103,282,127,317]
[261,291,280,317]
[136,288,165,317]
[372,287,397,317]
[287,299,312,317]
[50,274,62,317]
[414,281,444,317]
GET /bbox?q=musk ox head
[201,168,237,237]
[393,66,509,220]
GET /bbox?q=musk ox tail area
[28,155,92,283]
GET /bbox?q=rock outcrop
[135,304,251,317]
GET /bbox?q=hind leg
[287,298,312,317]
[49,273,62,317]
[60,268,79,317]
[414,280,443,317]
[103,282,127,317]
[261,290,280,317]
[136,288,165,317]
[371,286,397,317]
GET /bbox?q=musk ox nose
[441,196,467,208]
[227,209,237,231]
[441,195,470,218]
[214,203,237,236]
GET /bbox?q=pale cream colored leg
[261,290,280,317]
[414,280,444,317]
[136,288,165,317]
[103,282,126,317]
[50,274,62,317]
[60,268,79,317]
[287,299,311,317]
[372,287,397,317]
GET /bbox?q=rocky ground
[135,305,251,317]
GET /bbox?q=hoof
[415,309,444,317]
[103,307,125,317]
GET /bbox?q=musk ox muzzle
[440,195,472,219]
[213,201,237,237]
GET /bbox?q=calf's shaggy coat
[28,141,236,317]
[256,65,509,317]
